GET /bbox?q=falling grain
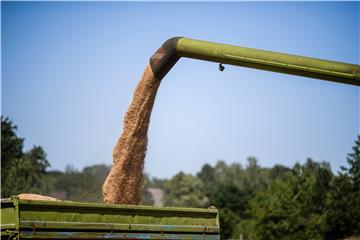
[102,64,161,205]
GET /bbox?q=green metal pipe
[149,37,360,86]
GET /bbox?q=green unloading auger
[150,37,360,86]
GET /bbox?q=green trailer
[1,197,220,240]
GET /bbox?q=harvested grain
[102,64,161,205]
[17,193,59,201]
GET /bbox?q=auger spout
[150,37,360,86]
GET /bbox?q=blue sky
[2,2,359,178]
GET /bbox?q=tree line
[1,116,359,239]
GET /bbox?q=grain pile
[102,64,161,205]
[17,193,59,201]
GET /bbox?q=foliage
[345,135,360,237]
[49,164,110,202]
[324,174,353,239]
[163,172,204,207]
[1,117,24,171]
[326,135,360,239]
[197,163,216,198]
[344,135,360,187]
[249,159,331,240]
[219,208,241,239]
[1,117,50,197]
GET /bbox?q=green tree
[250,159,332,240]
[219,208,241,240]
[244,157,269,194]
[50,164,110,202]
[327,135,360,238]
[2,147,51,197]
[268,164,290,180]
[163,172,204,207]
[345,135,360,235]
[197,159,274,240]
[210,182,251,218]
[1,117,24,187]
[344,135,360,236]
[1,117,51,197]
[146,176,167,189]
[345,135,360,187]
[250,178,300,240]
[324,174,353,239]
[197,163,215,199]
